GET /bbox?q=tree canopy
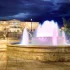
[62,18,70,39]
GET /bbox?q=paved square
[0,51,70,70]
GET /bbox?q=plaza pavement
[0,39,70,70]
[0,51,70,70]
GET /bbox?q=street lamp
[61,27,64,30]
[31,18,32,32]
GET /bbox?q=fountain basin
[7,44,70,62]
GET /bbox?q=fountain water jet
[62,31,67,45]
[32,20,67,45]
[20,20,67,46]
[20,28,29,45]
[36,24,42,37]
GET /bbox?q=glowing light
[20,28,29,45]
[20,20,67,46]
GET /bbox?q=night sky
[0,0,70,27]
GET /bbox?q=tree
[62,18,70,39]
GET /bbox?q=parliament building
[0,19,39,39]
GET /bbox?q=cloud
[0,0,70,20]
[19,0,70,14]
[13,12,39,18]
[0,12,40,20]
[59,13,70,17]
[43,0,52,1]
[54,0,70,3]
[43,0,70,3]
[12,13,30,18]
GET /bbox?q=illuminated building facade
[0,19,39,32]
[0,19,39,39]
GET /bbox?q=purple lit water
[32,20,67,45]
[62,31,67,44]
[20,20,67,45]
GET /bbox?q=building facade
[0,19,39,32]
[0,19,39,39]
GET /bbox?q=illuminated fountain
[12,20,67,46]
[31,20,67,45]
[20,28,29,45]
[8,20,70,62]
[19,20,67,45]
[62,31,67,44]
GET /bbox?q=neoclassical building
[0,19,39,32]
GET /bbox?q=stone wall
[7,45,70,62]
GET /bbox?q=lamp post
[31,19,32,32]
[61,27,64,31]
